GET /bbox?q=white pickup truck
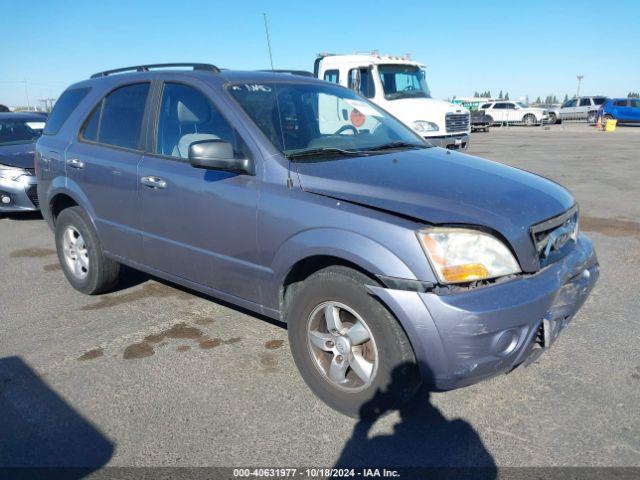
[314,53,471,149]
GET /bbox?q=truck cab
[314,53,470,149]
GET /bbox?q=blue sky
[1,0,638,107]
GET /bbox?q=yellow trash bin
[604,119,617,132]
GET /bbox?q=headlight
[413,120,439,132]
[0,164,31,182]
[417,228,521,284]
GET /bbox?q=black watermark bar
[1,467,639,480]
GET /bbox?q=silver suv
[551,96,607,124]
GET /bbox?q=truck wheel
[55,206,120,295]
[523,114,537,126]
[286,266,421,418]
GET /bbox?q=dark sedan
[0,112,45,212]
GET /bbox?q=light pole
[576,75,584,98]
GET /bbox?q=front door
[138,81,261,304]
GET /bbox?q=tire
[55,206,120,295]
[548,113,557,125]
[286,266,421,418]
[604,114,614,121]
[485,115,493,125]
[587,111,597,124]
[523,114,537,126]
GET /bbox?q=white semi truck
[313,53,470,149]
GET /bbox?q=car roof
[66,68,328,92]
[0,112,47,121]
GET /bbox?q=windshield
[516,102,529,108]
[0,118,44,146]
[377,65,431,100]
[228,82,426,158]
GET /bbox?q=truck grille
[445,113,470,133]
[26,185,39,208]
[530,205,579,268]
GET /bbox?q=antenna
[263,13,275,71]
[262,13,292,187]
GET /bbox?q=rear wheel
[55,207,120,294]
[523,114,537,126]
[286,266,421,418]
[587,111,597,124]
[548,113,557,125]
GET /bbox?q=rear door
[578,97,592,119]
[491,102,507,122]
[560,98,578,119]
[65,82,151,261]
[138,79,261,303]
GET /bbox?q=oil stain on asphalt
[264,340,284,350]
[80,282,190,311]
[122,322,242,360]
[78,347,104,361]
[43,263,62,272]
[10,247,56,258]
[581,216,640,240]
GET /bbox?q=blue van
[599,98,640,123]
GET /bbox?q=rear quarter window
[43,87,90,135]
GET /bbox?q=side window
[481,103,492,109]
[494,103,506,109]
[43,87,90,135]
[155,83,239,159]
[564,99,578,108]
[323,70,340,84]
[348,68,375,98]
[593,97,606,105]
[81,83,150,149]
[630,99,640,108]
[614,99,627,107]
[505,103,515,109]
[579,98,591,107]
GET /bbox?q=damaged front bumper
[369,233,599,391]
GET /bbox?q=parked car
[549,96,607,124]
[37,63,598,417]
[480,101,548,126]
[0,112,46,212]
[470,109,491,132]
[0,104,11,113]
[598,98,640,124]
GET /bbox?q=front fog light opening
[494,329,519,357]
[1,193,12,205]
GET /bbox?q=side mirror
[188,140,251,174]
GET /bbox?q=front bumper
[0,175,39,212]
[425,133,470,150]
[370,233,598,391]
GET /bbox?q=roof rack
[258,69,315,77]
[90,63,220,79]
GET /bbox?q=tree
[535,96,542,104]
[628,91,640,98]
[504,92,509,100]
[552,95,558,104]
[563,93,569,102]
[498,90,503,99]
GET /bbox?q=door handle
[140,176,167,189]
[66,158,85,169]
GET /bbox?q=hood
[386,98,467,124]
[295,148,574,272]
[0,142,36,169]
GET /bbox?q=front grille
[445,113,470,133]
[26,185,39,208]
[530,205,579,268]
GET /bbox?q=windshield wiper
[285,147,366,160]
[361,141,428,152]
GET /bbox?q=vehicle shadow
[0,356,114,478]
[1,211,43,221]
[335,364,496,479]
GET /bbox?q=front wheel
[548,113,557,125]
[523,114,537,126]
[286,266,421,418]
[55,206,120,295]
